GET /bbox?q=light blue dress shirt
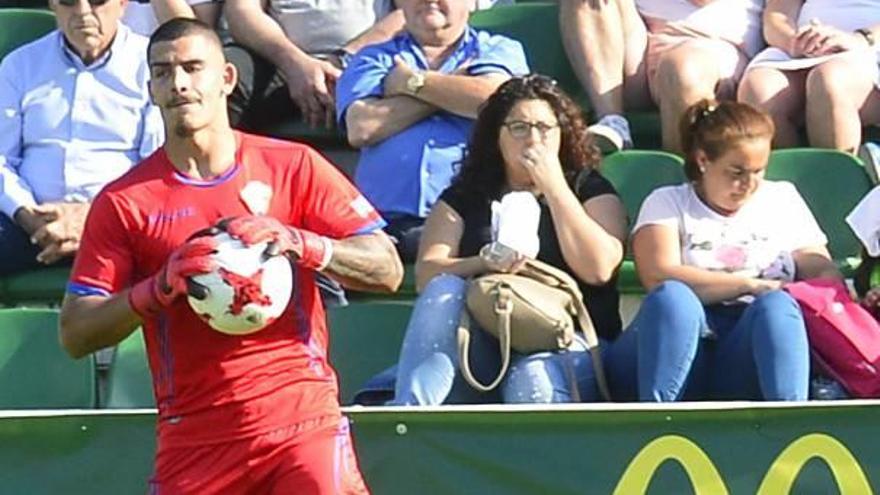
[0,24,163,219]
[336,27,529,218]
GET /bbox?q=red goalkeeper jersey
[69,131,385,448]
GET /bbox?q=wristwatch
[330,48,353,70]
[856,28,876,47]
[405,70,427,95]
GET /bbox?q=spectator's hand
[282,55,341,129]
[221,216,330,270]
[383,55,418,97]
[128,236,218,316]
[686,0,717,6]
[35,239,78,265]
[479,242,526,274]
[791,21,862,57]
[747,277,784,296]
[520,145,567,196]
[29,202,89,249]
[12,206,49,237]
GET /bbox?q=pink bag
[785,278,880,398]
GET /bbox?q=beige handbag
[457,258,610,401]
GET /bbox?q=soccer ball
[187,232,293,335]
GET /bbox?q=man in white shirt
[0,0,163,275]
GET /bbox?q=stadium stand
[599,150,687,294]
[0,8,54,60]
[0,308,95,408]
[765,148,873,275]
[328,300,413,404]
[102,330,153,409]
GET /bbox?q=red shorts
[148,415,369,495]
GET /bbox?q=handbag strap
[521,259,611,401]
[457,286,514,392]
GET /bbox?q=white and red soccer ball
[187,232,292,335]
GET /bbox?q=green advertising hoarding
[0,402,877,494]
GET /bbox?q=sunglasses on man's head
[56,0,110,7]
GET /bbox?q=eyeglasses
[56,0,110,7]
[502,120,559,139]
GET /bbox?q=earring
[699,166,706,174]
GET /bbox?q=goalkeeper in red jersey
[59,18,402,494]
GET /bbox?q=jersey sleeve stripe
[66,282,112,297]
[353,218,387,236]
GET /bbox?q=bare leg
[652,41,745,152]
[806,55,880,152]
[738,67,806,148]
[560,0,650,117]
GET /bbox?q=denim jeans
[609,280,810,401]
[390,274,602,405]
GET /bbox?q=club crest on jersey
[240,181,272,215]
[349,195,374,218]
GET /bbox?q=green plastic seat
[103,330,154,409]
[328,300,412,404]
[0,266,70,306]
[765,148,872,273]
[0,308,95,408]
[600,150,686,228]
[0,8,55,61]
[600,150,686,294]
[470,3,584,104]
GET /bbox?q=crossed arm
[344,63,509,147]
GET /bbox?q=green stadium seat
[0,8,55,60]
[599,150,686,227]
[765,148,872,275]
[328,300,412,404]
[0,308,95,408]
[103,330,154,409]
[470,3,584,104]
[0,266,70,306]
[600,150,686,294]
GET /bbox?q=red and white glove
[222,215,332,271]
[128,236,218,317]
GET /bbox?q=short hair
[147,18,223,65]
[451,74,600,201]
[679,99,775,181]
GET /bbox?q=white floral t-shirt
[633,181,827,282]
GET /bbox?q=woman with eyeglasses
[388,75,628,405]
[608,99,841,402]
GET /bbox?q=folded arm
[633,224,786,304]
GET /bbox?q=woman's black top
[439,169,623,340]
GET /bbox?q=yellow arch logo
[757,433,873,495]
[612,435,728,495]
[614,433,873,495]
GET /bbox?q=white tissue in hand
[491,191,540,258]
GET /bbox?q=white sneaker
[859,142,880,185]
[588,114,634,154]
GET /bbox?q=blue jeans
[391,274,602,405]
[608,280,810,401]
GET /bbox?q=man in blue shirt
[336,0,529,261]
[0,0,162,275]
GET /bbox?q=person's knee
[806,65,854,105]
[421,273,468,297]
[643,279,701,312]
[737,72,776,107]
[654,49,715,98]
[751,289,799,315]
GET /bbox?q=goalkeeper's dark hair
[148,18,224,65]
